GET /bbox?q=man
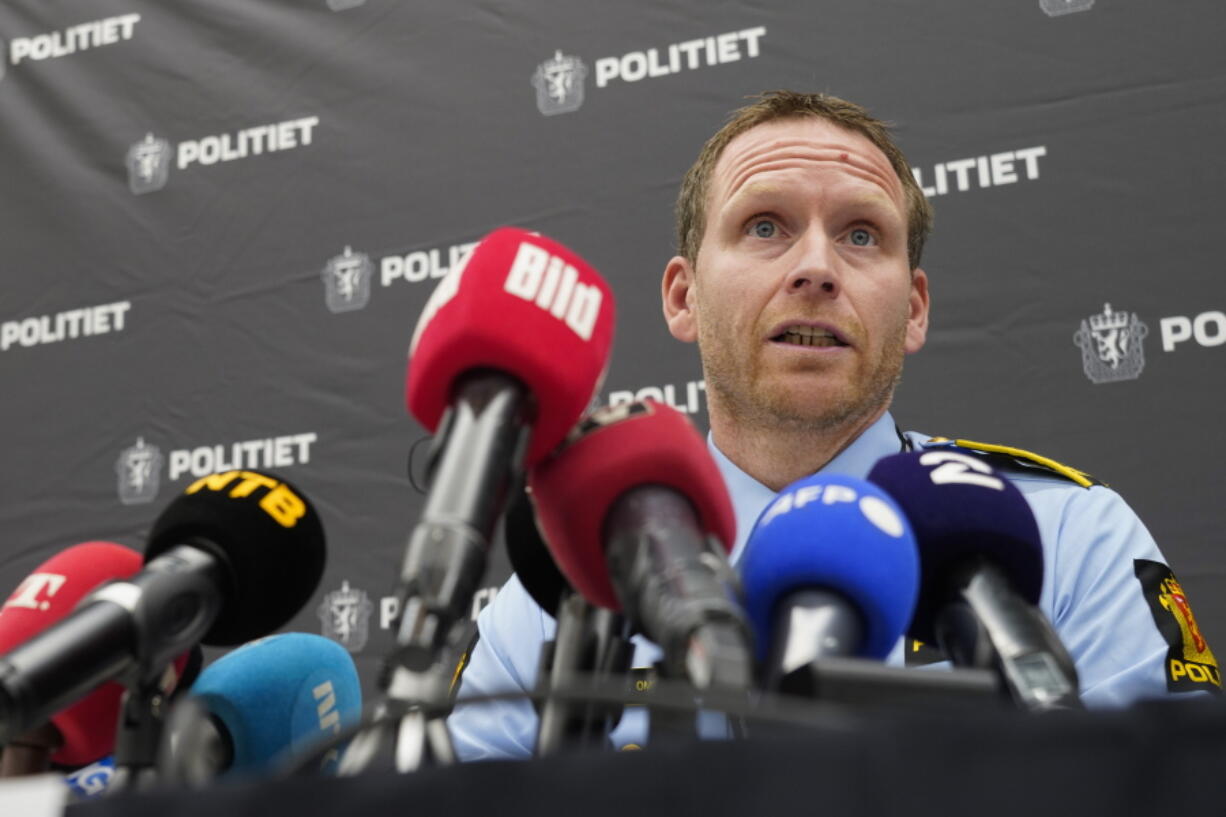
[447,91,1218,760]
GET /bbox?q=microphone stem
[941,560,1082,711]
[396,369,532,656]
[0,722,62,778]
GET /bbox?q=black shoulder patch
[922,437,1105,489]
[1134,559,1221,694]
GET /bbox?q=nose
[782,230,840,298]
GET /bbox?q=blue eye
[848,228,875,246]
[751,219,777,238]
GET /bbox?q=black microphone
[868,449,1082,712]
[507,484,634,755]
[0,470,327,744]
[504,482,571,619]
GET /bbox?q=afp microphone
[868,449,1082,711]
[741,474,919,693]
[396,227,614,657]
[530,400,750,692]
[0,470,326,743]
[160,632,361,783]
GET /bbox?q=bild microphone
[0,470,327,745]
[740,474,919,694]
[396,226,615,662]
[869,449,1082,711]
[530,400,750,693]
[339,228,613,773]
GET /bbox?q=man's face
[663,117,929,432]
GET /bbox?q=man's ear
[662,255,698,343]
[904,267,930,355]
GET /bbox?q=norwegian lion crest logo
[1040,0,1094,17]
[322,246,373,313]
[116,437,163,505]
[1073,303,1149,384]
[532,51,587,116]
[318,580,374,653]
[126,133,171,195]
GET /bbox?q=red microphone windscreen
[528,400,735,611]
[0,542,141,766]
[406,226,615,466]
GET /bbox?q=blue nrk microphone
[741,474,919,691]
[160,632,361,782]
[868,449,1081,711]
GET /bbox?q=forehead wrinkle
[719,159,904,226]
[715,135,904,212]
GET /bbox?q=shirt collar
[707,411,903,563]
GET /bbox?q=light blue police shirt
[447,412,1185,760]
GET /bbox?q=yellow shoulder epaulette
[923,437,1105,489]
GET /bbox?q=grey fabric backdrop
[2,0,1223,696]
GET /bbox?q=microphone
[868,449,1082,711]
[740,474,919,693]
[0,470,327,744]
[394,226,614,666]
[529,400,750,693]
[159,633,361,783]
[504,483,571,618]
[504,483,635,754]
[0,543,141,770]
[342,228,612,774]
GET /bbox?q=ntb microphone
[396,227,614,662]
[868,449,1082,711]
[159,633,361,783]
[0,470,327,744]
[530,400,750,692]
[740,474,919,693]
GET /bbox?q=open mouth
[771,326,848,348]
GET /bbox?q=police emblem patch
[317,580,373,653]
[116,437,163,505]
[532,51,588,116]
[1134,559,1221,693]
[322,246,373,313]
[1073,303,1149,384]
[126,133,171,195]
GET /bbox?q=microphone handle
[395,369,532,656]
[603,485,752,692]
[936,558,1082,712]
[157,697,232,785]
[536,594,633,755]
[0,545,225,743]
[765,589,864,693]
[0,602,133,744]
[0,722,63,778]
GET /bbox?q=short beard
[698,313,907,436]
